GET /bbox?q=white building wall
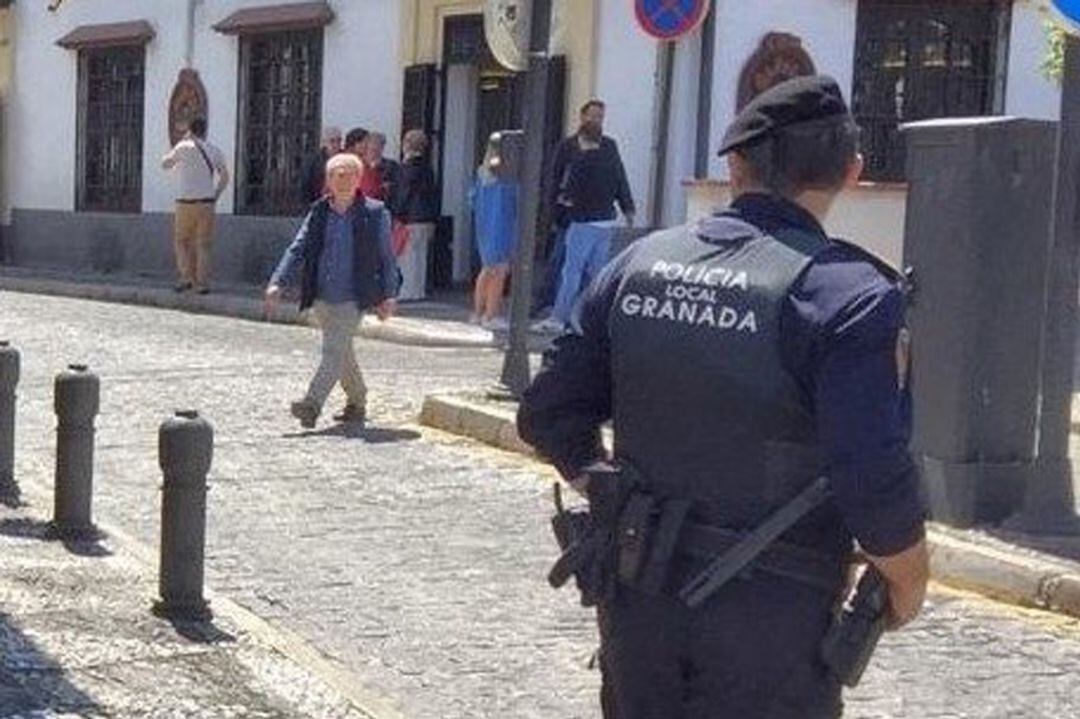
[593,0,658,223]
[707,0,858,180]
[1007,0,1061,120]
[662,33,702,228]
[6,0,403,216]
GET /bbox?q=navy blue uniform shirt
[518,193,926,557]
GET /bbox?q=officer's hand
[376,299,396,322]
[263,284,282,319]
[569,472,591,497]
[868,538,930,630]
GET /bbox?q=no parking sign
[1053,0,1080,27]
[634,0,711,41]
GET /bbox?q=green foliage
[1044,19,1068,83]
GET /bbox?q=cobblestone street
[5,291,1080,718]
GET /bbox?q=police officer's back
[518,76,929,718]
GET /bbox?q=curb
[0,273,496,350]
[9,472,407,719]
[420,390,1080,620]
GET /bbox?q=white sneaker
[482,316,510,332]
[531,317,565,334]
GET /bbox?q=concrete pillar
[52,364,100,538]
[0,341,18,499]
[153,410,213,621]
[902,117,1057,527]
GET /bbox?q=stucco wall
[593,0,658,223]
[5,0,402,216]
[1007,0,1061,120]
[707,0,858,180]
[685,180,907,268]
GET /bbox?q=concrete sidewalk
[0,268,496,350]
[420,390,1080,622]
[0,498,393,718]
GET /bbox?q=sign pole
[497,0,553,397]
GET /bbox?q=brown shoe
[332,404,366,424]
[289,399,319,429]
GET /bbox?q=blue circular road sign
[1054,0,1080,25]
[635,0,710,41]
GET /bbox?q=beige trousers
[304,302,368,411]
[173,201,216,287]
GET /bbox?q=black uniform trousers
[597,568,843,719]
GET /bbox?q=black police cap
[717,74,852,157]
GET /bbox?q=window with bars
[76,45,145,212]
[236,29,323,216]
[852,0,1011,182]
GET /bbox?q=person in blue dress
[471,133,520,330]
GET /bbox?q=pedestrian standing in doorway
[359,132,403,212]
[161,117,230,294]
[301,125,343,205]
[264,153,400,429]
[471,133,519,330]
[396,129,439,300]
[535,100,635,332]
[345,127,369,160]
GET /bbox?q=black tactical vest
[609,216,838,547]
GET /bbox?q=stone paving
[0,499,371,718]
[5,290,1080,717]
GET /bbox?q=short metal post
[51,364,100,539]
[153,410,212,621]
[0,341,19,500]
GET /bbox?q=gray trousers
[304,301,367,411]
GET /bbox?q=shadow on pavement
[0,610,104,716]
[985,526,1080,565]
[164,617,237,645]
[0,518,113,558]
[282,423,422,444]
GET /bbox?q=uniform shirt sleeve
[516,249,631,479]
[782,246,926,557]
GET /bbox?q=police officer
[517,75,928,718]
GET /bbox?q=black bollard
[51,364,100,539]
[153,410,212,621]
[0,342,19,499]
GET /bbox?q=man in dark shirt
[301,126,343,205]
[518,76,928,718]
[534,100,635,329]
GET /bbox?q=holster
[547,463,691,605]
[819,565,889,688]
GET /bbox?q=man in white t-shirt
[161,117,230,294]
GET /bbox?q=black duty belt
[679,477,842,606]
[176,198,216,204]
[677,522,846,593]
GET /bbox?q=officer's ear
[728,152,755,193]
[843,153,865,190]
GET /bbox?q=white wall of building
[593,0,658,223]
[708,0,858,180]
[661,33,703,228]
[6,0,403,216]
[1007,0,1061,120]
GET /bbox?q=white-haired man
[265,153,400,428]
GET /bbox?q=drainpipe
[647,41,676,228]
[694,0,716,178]
[185,0,204,68]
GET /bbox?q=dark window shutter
[536,55,567,249]
[401,63,438,135]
